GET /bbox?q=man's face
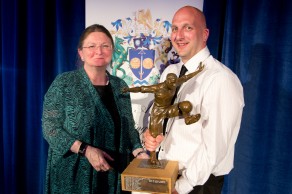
[170,7,209,64]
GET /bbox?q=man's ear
[203,28,209,42]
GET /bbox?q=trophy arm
[178,62,205,84]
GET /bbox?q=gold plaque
[121,158,178,194]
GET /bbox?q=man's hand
[143,129,164,151]
[172,188,178,194]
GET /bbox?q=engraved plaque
[121,158,178,194]
[123,176,169,193]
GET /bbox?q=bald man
[143,6,244,194]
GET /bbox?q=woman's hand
[85,146,114,172]
[132,148,149,159]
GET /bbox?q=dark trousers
[188,174,224,194]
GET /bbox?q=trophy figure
[123,63,204,165]
[121,63,204,193]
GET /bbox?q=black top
[94,83,121,151]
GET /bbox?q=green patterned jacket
[42,68,141,194]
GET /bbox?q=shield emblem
[129,49,155,80]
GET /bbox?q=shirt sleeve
[176,71,244,194]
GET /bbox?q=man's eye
[88,45,95,49]
[185,26,192,31]
[102,45,110,48]
[172,28,177,32]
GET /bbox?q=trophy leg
[149,151,160,165]
[185,114,201,125]
[178,101,201,125]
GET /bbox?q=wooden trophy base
[121,158,178,194]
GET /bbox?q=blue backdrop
[1,0,291,193]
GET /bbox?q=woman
[42,24,148,194]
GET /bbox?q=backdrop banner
[86,0,203,140]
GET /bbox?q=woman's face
[78,31,113,69]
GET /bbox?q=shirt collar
[184,47,210,73]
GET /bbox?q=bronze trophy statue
[123,63,204,165]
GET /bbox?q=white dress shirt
[158,47,245,194]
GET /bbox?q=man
[143,6,244,194]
